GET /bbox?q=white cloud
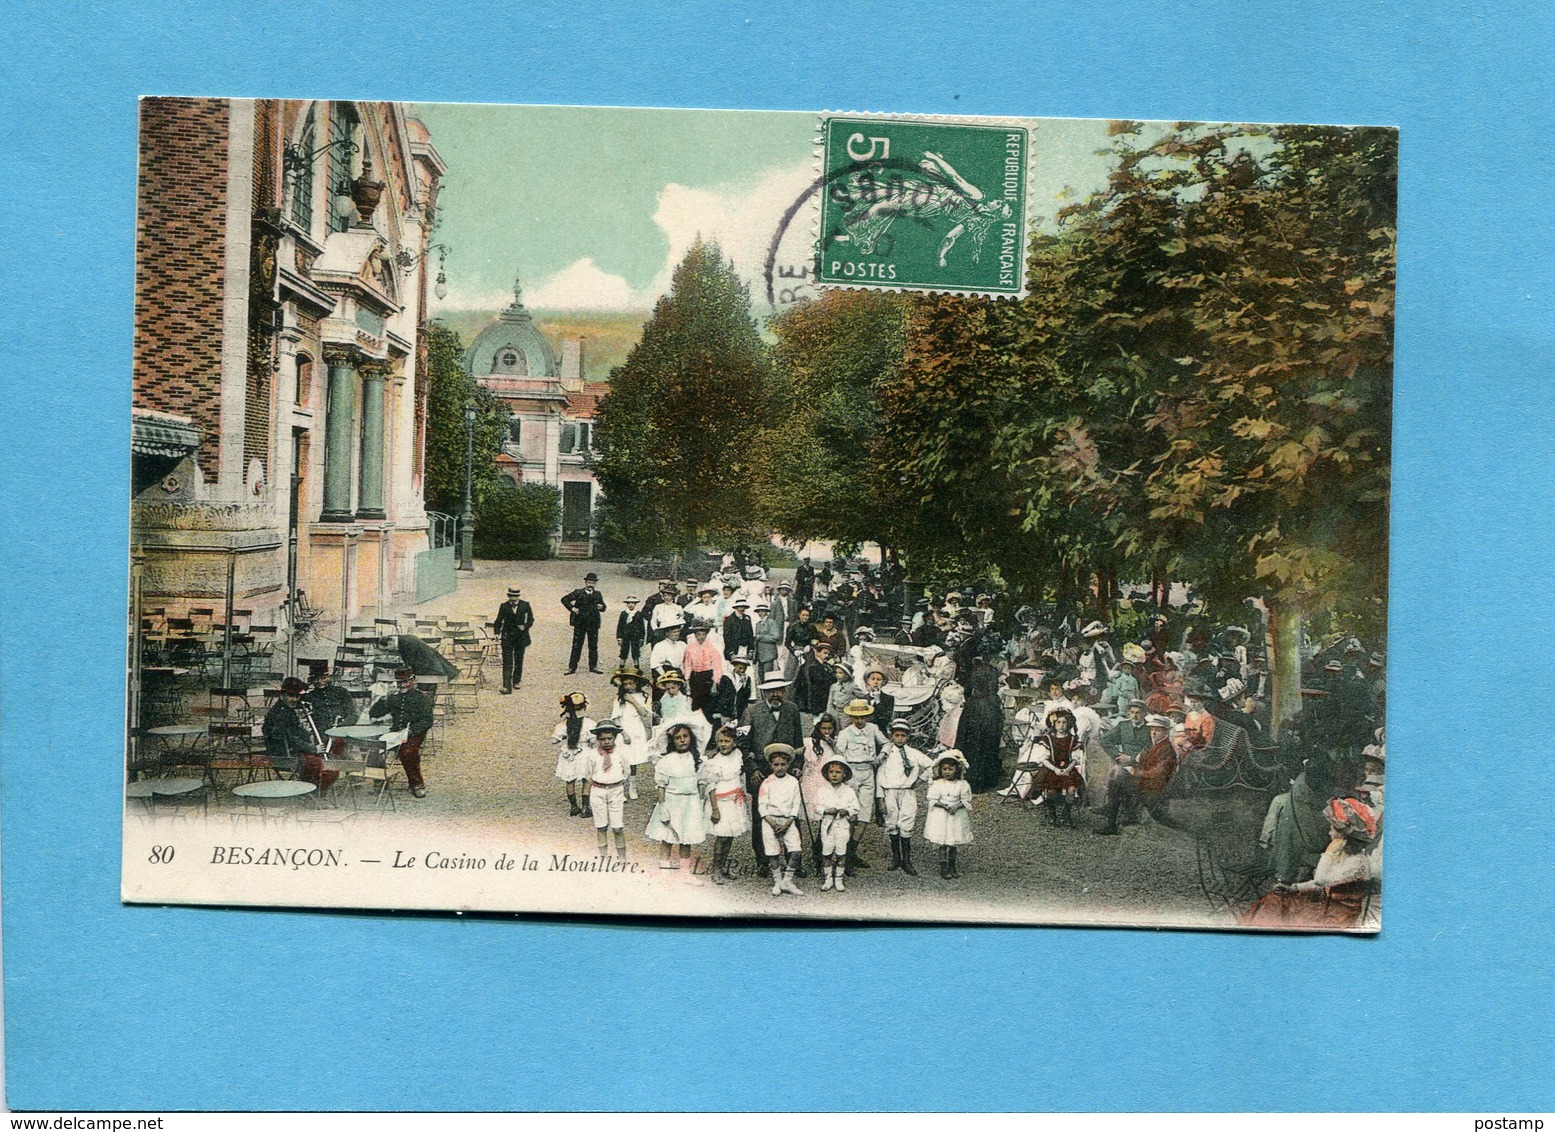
[644,159,816,307]
[525,257,640,311]
[433,280,521,312]
[431,158,818,313]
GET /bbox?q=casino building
[130,98,450,650]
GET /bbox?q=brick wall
[132,98,229,476]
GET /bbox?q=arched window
[290,109,316,232]
[326,102,360,235]
[493,348,528,375]
[295,354,314,406]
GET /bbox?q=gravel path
[395,559,1252,927]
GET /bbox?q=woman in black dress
[954,658,1005,792]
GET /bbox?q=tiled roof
[564,382,610,418]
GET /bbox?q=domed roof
[463,275,559,379]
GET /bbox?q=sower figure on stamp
[368,666,434,799]
[494,586,535,693]
[561,571,607,675]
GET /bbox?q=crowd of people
[260,553,1385,919]
[524,555,1385,919]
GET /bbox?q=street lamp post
[459,402,476,571]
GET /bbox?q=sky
[412,102,1124,314]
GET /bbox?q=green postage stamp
[817,115,1031,297]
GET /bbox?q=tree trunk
[1268,597,1304,740]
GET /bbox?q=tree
[592,239,773,556]
[756,289,909,558]
[474,482,560,559]
[422,322,510,517]
[874,120,1395,719]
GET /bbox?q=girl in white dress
[653,669,712,752]
[698,724,750,884]
[644,723,709,884]
[923,749,973,880]
[551,691,596,818]
[610,666,653,798]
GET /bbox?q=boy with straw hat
[836,698,887,874]
[811,753,861,892]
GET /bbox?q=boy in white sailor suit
[812,754,861,892]
[875,718,934,876]
[577,719,632,859]
[757,743,805,896]
[836,699,887,874]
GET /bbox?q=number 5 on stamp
[817,115,1031,297]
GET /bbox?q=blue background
[3,0,1552,1112]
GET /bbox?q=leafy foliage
[592,239,774,556]
[756,290,909,555]
[423,322,511,517]
[856,121,1394,635]
[474,482,560,560]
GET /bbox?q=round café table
[151,776,208,817]
[326,724,397,810]
[232,779,316,824]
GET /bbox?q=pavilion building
[463,280,608,558]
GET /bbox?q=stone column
[356,363,386,520]
[320,351,357,522]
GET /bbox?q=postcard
[123,99,1393,930]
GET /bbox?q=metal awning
[131,410,201,458]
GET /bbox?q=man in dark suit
[560,571,608,674]
[795,558,816,604]
[740,677,804,876]
[861,665,897,734]
[793,640,837,726]
[615,594,647,666]
[368,666,436,799]
[493,586,535,693]
[640,578,676,645]
[722,597,756,660]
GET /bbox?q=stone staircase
[557,539,592,560]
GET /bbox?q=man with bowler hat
[561,571,608,674]
[493,586,535,693]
